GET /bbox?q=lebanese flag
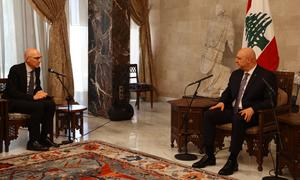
[242,0,279,71]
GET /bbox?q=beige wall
[149,0,300,100]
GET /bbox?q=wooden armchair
[1,78,55,152]
[128,64,153,110]
[0,78,30,152]
[215,71,294,171]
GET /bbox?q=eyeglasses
[30,56,42,60]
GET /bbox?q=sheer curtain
[0,0,87,98]
[68,0,88,106]
[130,18,140,70]
[0,0,48,87]
[130,18,140,85]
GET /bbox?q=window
[130,18,140,83]
[68,0,88,105]
[0,0,18,77]
[0,0,44,80]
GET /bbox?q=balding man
[192,48,277,175]
[5,48,59,151]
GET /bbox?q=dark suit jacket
[5,63,42,101]
[220,65,277,112]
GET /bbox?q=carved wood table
[278,113,300,179]
[168,97,217,153]
[56,104,87,139]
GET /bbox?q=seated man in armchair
[192,48,277,175]
[4,48,59,151]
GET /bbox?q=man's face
[25,50,42,69]
[235,50,250,71]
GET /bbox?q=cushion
[8,113,31,121]
[217,123,274,134]
[216,88,289,134]
[277,88,288,106]
[216,123,232,131]
[129,83,152,91]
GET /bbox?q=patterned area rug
[0,141,234,179]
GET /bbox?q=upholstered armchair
[215,71,294,171]
[0,78,31,152]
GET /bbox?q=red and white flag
[242,0,279,71]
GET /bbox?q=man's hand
[239,107,254,122]
[33,90,48,100]
[209,102,225,111]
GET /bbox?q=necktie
[234,73,249,113]
[28,70,34,95]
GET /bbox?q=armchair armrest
[0,98,8,103]
[257,104,290,133]
[0,99,8,147]
[257,108,275,133]
[0,99,8,116]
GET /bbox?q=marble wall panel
[88,0,129,117]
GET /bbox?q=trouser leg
[203,109,232,155]
[9,100,44,142]
[230,113,258,156]
[40,99,56,139]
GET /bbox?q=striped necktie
[234,73,249,113]
[28,70,34,95]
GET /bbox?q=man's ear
[247,57,252,63]
[24,55,29,61]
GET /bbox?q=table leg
[71,114,76,139]
[55,112,60,138]
[80,111,83,136]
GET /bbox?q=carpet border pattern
[0,140,235,179]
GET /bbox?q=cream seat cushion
[8,113,31,121]
[276,88,288,106]
[217,88,288,132]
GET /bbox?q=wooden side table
[56,105,87,139]
[168,97,217,153]
[278,113,300,179]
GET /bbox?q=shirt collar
[245,64,257,76]
[25,63,34,73]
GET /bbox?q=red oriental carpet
[0,141,234,179]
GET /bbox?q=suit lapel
[234,70,244,97]
[244,66,260,95]
[35,67,40,88]
[20,63,28,92]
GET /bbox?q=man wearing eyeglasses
[4,48,59,151]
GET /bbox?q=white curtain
[0,0,48,88]
[130,18,140,80]
[68,0,88,105]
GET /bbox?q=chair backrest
[275,71,294,105]
[129,64,139,83]
[0,78,32,152]
[0,78,7,99]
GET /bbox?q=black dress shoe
[27,141,49,151]
[192,154,216,168]
[40,137,60,148]
[218,159,238,176]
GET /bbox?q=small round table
[55,104,87,139]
